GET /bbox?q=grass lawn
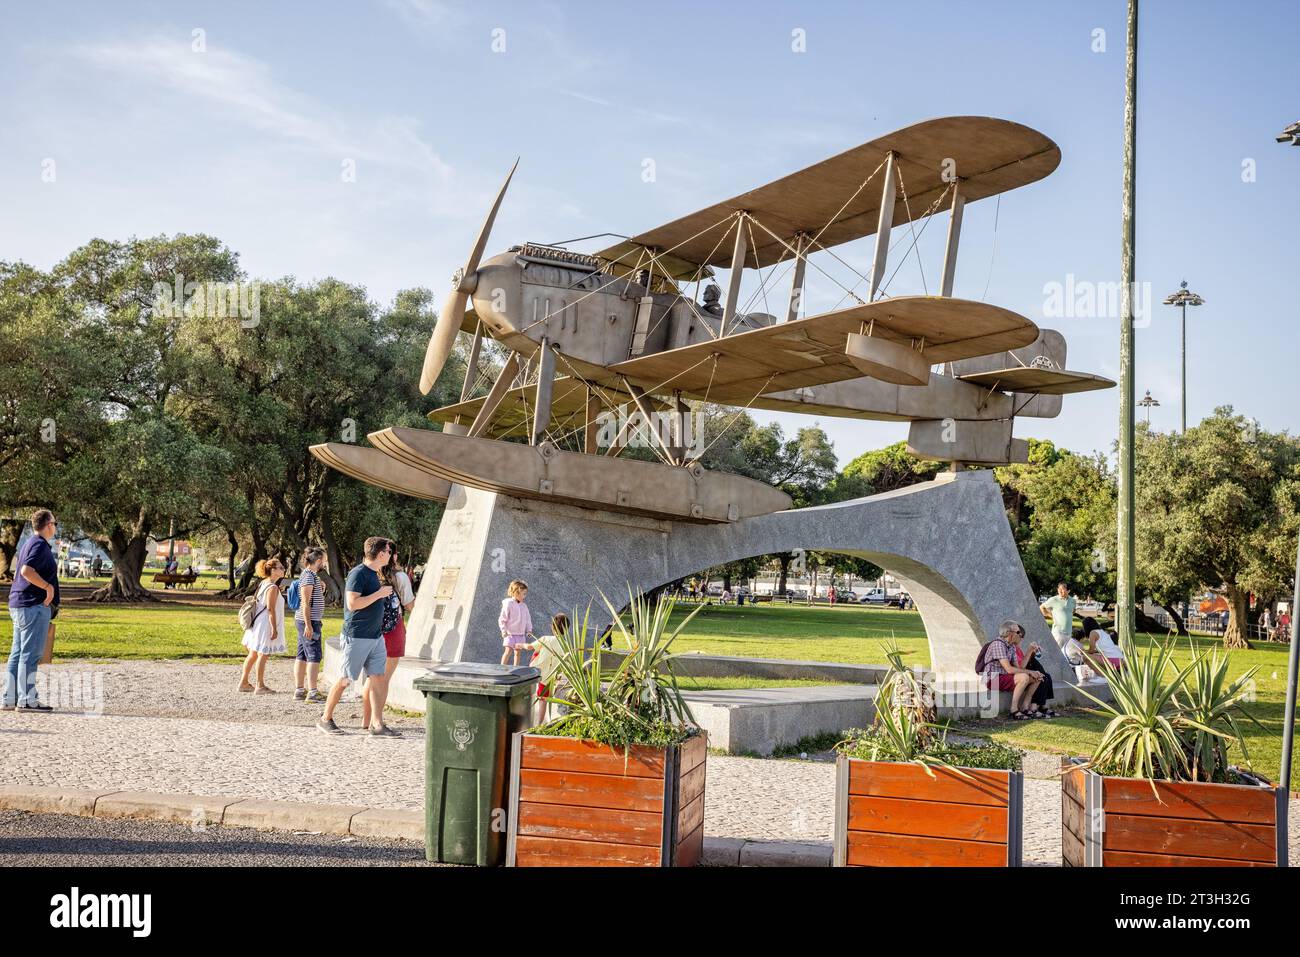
[0,598,343,660]
[666,602,930,665]
[957,631,1297,785]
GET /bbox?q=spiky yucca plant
[1173,648,1262,782]
[1076,639,1202,790]
[533,588,701,749]
[877,637,937,747]
[599,586,701,728]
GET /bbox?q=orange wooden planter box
[505,730,706,867]
[1061,760,1288,867]
[833,756,1023,866]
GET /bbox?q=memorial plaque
[519,541,564,564]
[436,567,460,599]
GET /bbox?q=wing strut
[460,317,484,402]
[721,213,748,335]
[868,152,897,302]
[940,180,965,298]
[467,352,521,438]
[530,338,557,445]
[785,232,809,323]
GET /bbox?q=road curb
[0,786,831,864]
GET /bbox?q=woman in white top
[237,558,287,694]
[1080,616,1124,673]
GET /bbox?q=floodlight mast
[1162,280,1204,433]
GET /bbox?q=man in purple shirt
[5,508,59,711]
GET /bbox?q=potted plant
[1062,640,1286,867]
[505,589,706,867]
[833,643,1026,867]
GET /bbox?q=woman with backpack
[290,548,329,702]
[236,558,286,694]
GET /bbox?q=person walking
[5,509,59,711]
[292,547,329,702]
[237,558,286,694]
[317,537,396,737]
[360,541,414,732]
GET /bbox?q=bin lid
[414,662,540,692]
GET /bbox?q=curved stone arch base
[405,470,1074,685]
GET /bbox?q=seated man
[977,620,1052,719]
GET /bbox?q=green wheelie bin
[414,662,538,865]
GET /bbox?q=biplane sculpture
[313,116,1113,523]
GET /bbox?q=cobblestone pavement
[6,662,1300,866]
[28,659,425,729]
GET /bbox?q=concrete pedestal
[326,469,1082,720]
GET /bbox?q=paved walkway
[4,661,1299,865]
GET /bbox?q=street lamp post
[1277,121,1299,792]
[1162,281,1204,433]
[1138,390,1159,425]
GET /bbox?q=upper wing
[596,117,1059,275]
[605,296,1038,403]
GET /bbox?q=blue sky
[2,0,1296,466]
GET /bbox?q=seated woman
[1079,616,1124,673]
[977,620,1051,720]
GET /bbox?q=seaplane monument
[312,116,1114,709]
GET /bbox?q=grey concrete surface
[683,685,874,756]
[405,471,1075,689]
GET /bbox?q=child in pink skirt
[499,579,534,666]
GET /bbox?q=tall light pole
[1116,0,1140,648]
[1162,281,1203,432]
[1138,390,1159,425]
[1277,121,1299,792]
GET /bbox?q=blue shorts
[295,619,323,662]
[340,635,387,682]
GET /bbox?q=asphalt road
[0,809,440,867]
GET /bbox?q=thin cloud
[560,89,686,126]
[70,36,452,179]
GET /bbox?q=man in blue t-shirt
[317,536,397,737]
[6,509,60,711]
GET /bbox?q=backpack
[974,639,1004,675]
[238,582,268,630]
[286,578,302,612]
[381,592,400,634]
